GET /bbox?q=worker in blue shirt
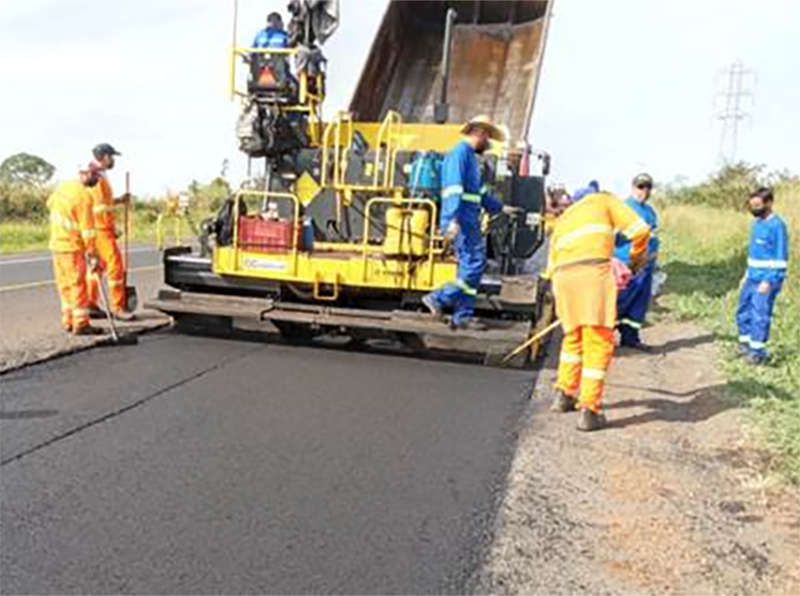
[737,187,789,364]
[252,12,290,49]
[614,173,659,350]
[422,116,520,330]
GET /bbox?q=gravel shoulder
[477,321,800,596]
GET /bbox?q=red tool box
[238,216,299,252]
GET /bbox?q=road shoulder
[477,321,800,595]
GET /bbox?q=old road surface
[0,247,161,289]
[0,332,534,594]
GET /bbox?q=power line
[716,61,755,163]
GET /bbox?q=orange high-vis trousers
[556,325,615,413]
[87,230,126,313]
[52,251,90,330]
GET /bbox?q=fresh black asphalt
[0,333,533,594]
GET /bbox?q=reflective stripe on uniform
[560,352,582,364]
[93,204,115,214]
[455,278,478,296]
[72,308,90,317]
[462,193,481,204]
[442,184,464,199]
[747,259,788,270]
[620,318,643,329]
[582,368,607,381]
[555,224,613,251]
[479,184,490,195]
[622,219,648,238]
[108,279,124,288]
[81,230,96,239]
[51,212,78,232]
[748,339,767,349]
[739,335,751,344]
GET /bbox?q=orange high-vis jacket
[90,174,116,231]
[546,192,650,276]
[47,179,97,254]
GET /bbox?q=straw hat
[460,115,506,142]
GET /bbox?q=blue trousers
[737,277,781,356]
[427,231,486,325]
[616,262,654,345]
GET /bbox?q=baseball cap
[633,173,654,187]
[92,143,122,159]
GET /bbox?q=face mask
[750,206,767,218]
[475,138,490,154]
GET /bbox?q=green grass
[0,207,203,254]
[0,220,50,253]
[658,202,800,484]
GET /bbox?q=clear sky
[0,0,797,198]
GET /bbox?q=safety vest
[47,179,96,253]
[90,174,116,231]
[547,192,649,275]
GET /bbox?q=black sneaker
[550,390,577,413]
[88,307,105,320]
[577,407,607,432]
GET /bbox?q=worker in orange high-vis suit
[546,186,650,431]
[85,143,135,321]
[48,167,104,335]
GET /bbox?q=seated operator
[253,12,290,49]
[249,12,294,90]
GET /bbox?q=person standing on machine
[86,143,135,321]
[422,115,520,330]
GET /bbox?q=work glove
[757,281,771,295]
[629,252,648,274]
[502,205,523,216]
[87,254,102,274]
[444,221,461,242]
[116,192,132,205]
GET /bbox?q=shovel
[123,171,139,311]
[95,269,139,346]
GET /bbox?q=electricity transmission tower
[716,61,755,164]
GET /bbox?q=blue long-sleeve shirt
[614,197,659,265]
[439,141,503,234]
[747,213,789,285]
[252,27,290,49]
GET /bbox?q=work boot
[745,352,769,366]
[88,306,105,320]
[550,390,577,413]
[622,341,653,354]
[577,407,607,432]
[450,318,488,332]
[421,295,444,322]
[737,344,751,358]
[72,325,105,337]
[112,310,136,323]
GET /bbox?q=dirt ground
[0,270,167,373]
[476,321,800,595]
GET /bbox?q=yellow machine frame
[224,19,514,298]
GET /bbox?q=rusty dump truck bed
[350,0,552,141]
